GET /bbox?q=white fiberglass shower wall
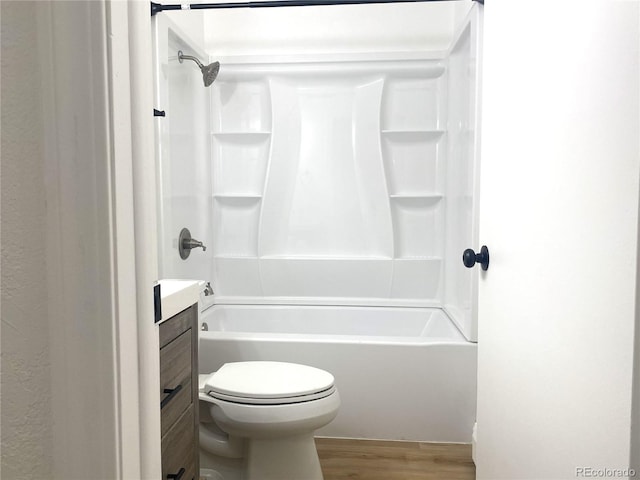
[211,61,448,299]
[209,3,479,336]
[155,22,213,283]
[154,0,482,442]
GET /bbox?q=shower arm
[178,52,205,69]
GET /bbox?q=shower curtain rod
[151,0,481,15]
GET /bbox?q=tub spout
[184,238,206,251]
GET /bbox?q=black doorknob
[463,246,489,270]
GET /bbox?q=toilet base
[246,433,323,480]
[200,450,243,480]
[200,433,324,480]
[200,468,225,480]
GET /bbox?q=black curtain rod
[151,0,480,16]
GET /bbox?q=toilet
[199,361,340,480]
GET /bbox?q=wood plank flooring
[315,438,475,480]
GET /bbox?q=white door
[476,2,639,478]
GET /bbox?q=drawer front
[162,404,197,480]
[159,305,197,349]
[160,329,192,437]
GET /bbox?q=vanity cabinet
[159,304,199,480]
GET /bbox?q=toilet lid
[204,361,335,404]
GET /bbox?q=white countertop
[157,279,201,324]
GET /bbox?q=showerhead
[178,50,220,87]
[200,61,220,87]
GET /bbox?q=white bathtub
[198,304,477,443]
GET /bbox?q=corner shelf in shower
[213,194,263,199]
[389,194,444,260]
[211,131,271,138]
[389,194,443,201]
[259,255,393,260]
[381,129,445,137]
[381,128,445,197]
[212,195,262,258]
[393,255,442,261]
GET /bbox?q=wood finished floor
[315,438,475,480]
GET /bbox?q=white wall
[1,1,144,478]
[166,9,205,50]
[39,2,121,478]
[2,2,151,479]
[203,1,473,57]
[632,5,640,467]
[633,226,640,471]
[1,2,53,477]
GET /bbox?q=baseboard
[471,422,477,464]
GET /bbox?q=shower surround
[211,59,448,302]
[155,4,481,442]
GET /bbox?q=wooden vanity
[157,280,201,480]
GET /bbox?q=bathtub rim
[199,303,473,346]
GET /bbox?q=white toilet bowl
[199,361,340,480]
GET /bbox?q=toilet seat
[203,361,335,405]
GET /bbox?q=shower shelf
[211,131,271,137]
[394,256,442,260]
[258,255,393,260]
[389,195,443,208]
[381,129,445,136]
[213,194,262,198]
[389,194,443,199]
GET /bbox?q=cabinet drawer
[160,305,197,349]
[162,404,197,480]
[160,329,192,437]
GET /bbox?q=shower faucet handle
[178,228,206,260]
